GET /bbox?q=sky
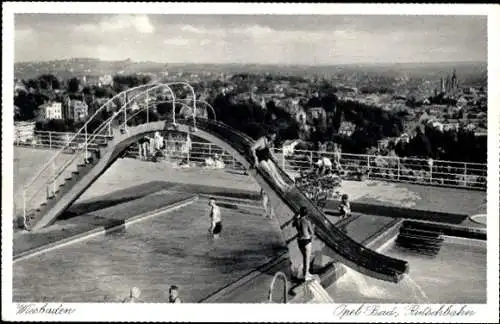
[14,14,487,65]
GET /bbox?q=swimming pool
[13,198,285,303]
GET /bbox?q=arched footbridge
[20,82,408,284]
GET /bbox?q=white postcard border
[2,2,499,323]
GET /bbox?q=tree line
[16,73,486,164]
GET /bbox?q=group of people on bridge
[137,132,192,162]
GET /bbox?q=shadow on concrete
[224,169,248,176]
[205,243,287,274]
[56,180,260,222]
[59,181,181,220]
[323,198,469,225]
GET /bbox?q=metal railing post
[367,155,371,178]
[172,100,176,125]
[282,149,285,170]
[268,271,288,304]
[124,100,127,130]
[52,161,56,196]
[193,94,197,130]
[22,190,26,226]
[84,124,88,162]
[309,151,313,168]
[397,158,401,180]
[208,143,212,156]
[464,162,467,187]
[49,131,52,149]
[146,90,149,124]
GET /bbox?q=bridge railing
[273,148,486,190]
[124,140,245,170]
[15,131,111,151]
[17,130,485,190]
[19,129,244,168]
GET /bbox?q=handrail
[22,82,197,224]
[285,147,486,166]
[26,85,167,201]
[50,82,185,180]
[124,100,210,129]
[22,82,159,192]
[39,84,177,189]
[23,81,185,193]
[134,98,216,121]
[268,271,288,303]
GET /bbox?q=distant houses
[38,102,63,120]
[338,121,356,137]
[69,100,89,121]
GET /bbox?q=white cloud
[163,37,189,46]
[180,25,204,34]
[176,24,333,46]
[15,27,34,40]
[77,15,155,34]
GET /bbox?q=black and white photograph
[2,2,499,322]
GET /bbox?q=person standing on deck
[154,131,164,151]
[260,188,274,219]
[332,144,342,172]
[293,207,315,281]
[208,197,222,240]
[148,135,155,156]
[138,137,150,160]
[250,130,290,192]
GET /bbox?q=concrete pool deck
[12,146,486,256]
[14,147,486,219]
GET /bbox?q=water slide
[193,119,409,283]
[25,117,408,283]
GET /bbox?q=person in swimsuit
[260,188,274,219]
[208,198,222,239]
[333,144,343,172]
[168,285,182,303]
[250,131,289,192]
[138,137,150,160]
[316,156,333,176]
[339,194,351,220]
[293,207,315,281]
